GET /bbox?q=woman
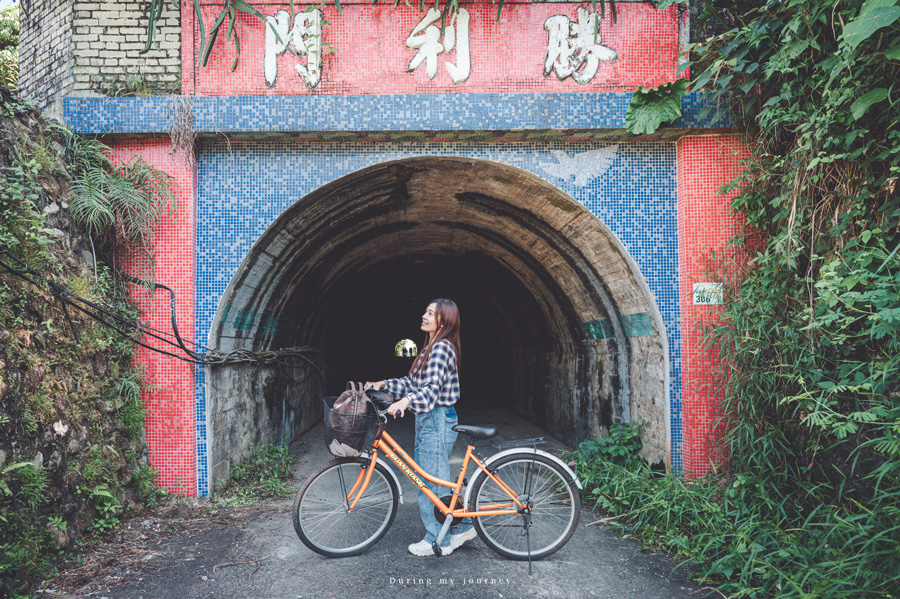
[365,298,476,556]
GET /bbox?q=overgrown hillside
[0,87,167,596]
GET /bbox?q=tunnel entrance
[205,157,668,489]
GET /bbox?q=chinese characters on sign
[264,9,323,90]
[544,7,617,84]
[406,7,471,84]
[259,6,617,89]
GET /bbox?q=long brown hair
[410,298,461,377]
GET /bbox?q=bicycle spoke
[473,455,579,560]
[294,459,398,556]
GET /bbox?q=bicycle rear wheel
[469,453,580,560]
[293,457,398,557]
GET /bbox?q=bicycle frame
[342,429,527,519]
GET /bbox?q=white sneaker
[408,539,453,556]
[449,528,478,550]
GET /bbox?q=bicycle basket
[323,396,376,457]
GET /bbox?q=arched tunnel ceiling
[293,250,557,349]
[206,156,670,464]
[213,157,656,356]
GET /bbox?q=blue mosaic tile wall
[194,365,208,497]
[194,141,682,493]
[63,92,726,136]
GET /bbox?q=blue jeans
[414,405,474,546]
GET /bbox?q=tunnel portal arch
[205,157,668,488]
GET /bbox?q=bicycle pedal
[432,542,442,557]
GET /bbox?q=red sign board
[184,1,682,96]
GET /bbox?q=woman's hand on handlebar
[386,397,411,418]
[364,381,386,391]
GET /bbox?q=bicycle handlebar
[364,389,395,412]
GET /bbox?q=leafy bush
[573,421,900,598]
[570,419,643,468]
[0,5,17,92]
[578,0,900,597]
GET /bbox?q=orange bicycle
[292,391,582,560]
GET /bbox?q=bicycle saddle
[453,424,498,440]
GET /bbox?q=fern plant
[66,132,177,283]
[0,463,37,500]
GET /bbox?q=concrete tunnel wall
[205,157,668,490]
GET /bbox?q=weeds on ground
[212,443,295,506]
[571,421,900,598]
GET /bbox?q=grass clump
[213,444,295,507]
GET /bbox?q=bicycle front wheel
[469,453,580,560]
[293,457,398,557]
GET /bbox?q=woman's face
[421,302,440,335]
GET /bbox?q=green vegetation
[0,92,175,595]
[212,443,295,506]
[0,5,17,92]
[0,156,54,269]
[67,130,176,282]
[699,0,900,595]
[0,463,56,594]
[575,421,900,598]
[625,78,689,135]
[577,1,900,597]
[570,418,643,467]
[100,74,154,97]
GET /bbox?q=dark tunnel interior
[279,252,568,420]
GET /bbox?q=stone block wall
[17,0,76,115]
[71,1,181,97]
[18,0,180,116]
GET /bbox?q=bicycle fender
[463,448,582,507]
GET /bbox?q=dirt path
[47,408,710,599]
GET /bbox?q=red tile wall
[106,140,197,496]
[677,134,748,477]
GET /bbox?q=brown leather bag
[327,382,370,456]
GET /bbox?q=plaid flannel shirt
[384,339,460,414]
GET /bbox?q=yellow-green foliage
[0,6,17,92]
